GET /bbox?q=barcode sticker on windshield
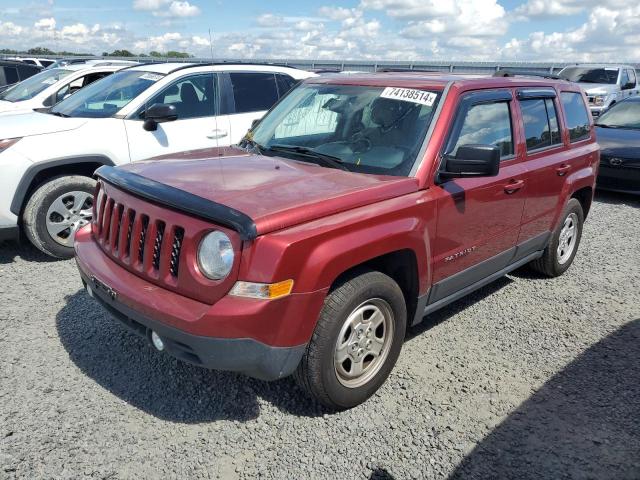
[380,87,437,106]
[140,73,163,82]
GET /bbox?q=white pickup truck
[558,64,639,116]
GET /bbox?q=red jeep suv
[74,73,599,409]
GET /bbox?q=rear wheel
[294,270,407,410]
[530,198,584,277]
[22,176,96,259]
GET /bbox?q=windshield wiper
[267,144,349,171]
[48,111,70,118]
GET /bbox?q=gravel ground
[1,191,639,480]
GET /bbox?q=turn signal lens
[230,279,294,300]
[0,137,21,154]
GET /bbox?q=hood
[578,83,617,95]
[0,111,87,139]
[121,153,419,236]
[595,126,640,158]
[0,100,22,113]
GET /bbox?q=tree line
[0,47,192,58]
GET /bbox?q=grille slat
[124,209,136,258]
[102,199,114,245]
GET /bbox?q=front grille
[93,189,185,280]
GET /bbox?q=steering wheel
[349,131,372,153]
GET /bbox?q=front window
[596,101,640,129]
[0,68,73,102]
[51,70,164,118]
[559,67,619,84]
[250,84,441,176]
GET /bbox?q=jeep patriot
[74,73,599,409]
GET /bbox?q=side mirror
[623,82,636,90]
[143,103,178,132]
[440,144,501,179]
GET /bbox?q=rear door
[429,89,527,305]
[217,71,281,144]
[124,72,227,161]
[515,89,569,243]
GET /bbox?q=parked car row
[0,60,42,93]
[0,61,638,409]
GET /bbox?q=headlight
[592,95,606,106]
[197,231,234,280]
[0,137,21,153]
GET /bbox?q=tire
[294,269,407,410]
[530,198,584,277]
[22,175,96,259]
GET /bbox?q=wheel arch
[571,185,594,219]
[330,249,421,328]
[10,155,115,217]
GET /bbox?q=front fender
[236,192,436,344]
[238,192,435,295]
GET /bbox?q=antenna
[208,28,214,62]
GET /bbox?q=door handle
[504,179,525,194]
[207,129,228,140]
[556,164,571,176]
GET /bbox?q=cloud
[34,17,56,31]
[512,0,629,19]
[256,13,284,27]
[133,0,200,17]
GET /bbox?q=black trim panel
[412,232,551,324]
[79,268,304,381]
[96,166,258,240]
[10,155,115,216]
[428,247,516,305]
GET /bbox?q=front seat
[179,83,201,117]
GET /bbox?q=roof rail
[493,69,562,80]
[166,61,300,74]
[377,67,439,73]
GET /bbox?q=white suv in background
[0,62,314,257]
[0,62,134,115]
[558,64,640,116]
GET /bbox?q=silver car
[559,64,640,116]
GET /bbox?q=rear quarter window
[560,92,590,143]
[520,98,562,151]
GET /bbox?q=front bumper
[597,165,640,194]
[74,227,328,380]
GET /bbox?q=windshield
[559,67,619,84]
[596,101,640,129]
[0,68,72,102]
[50,70,164,118]
[250,84,441,176]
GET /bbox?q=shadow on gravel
[0,241,61,264]
[594,190,640,208]
[449,319,640,480]
[407,276,512,340]
[369,467,396,479]
[56,290,326,423]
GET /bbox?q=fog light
[151,331,165,351]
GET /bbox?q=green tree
[27,47,55,55]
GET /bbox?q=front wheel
[294,270,407,410]
[530,197,584,277]
[22,176,96,259]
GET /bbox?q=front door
[429,90,527,305]
[125,72,230,161]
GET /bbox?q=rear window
[561,92,590,142]
[3,66,19,85]
[229,72,279,114]
[520,98,562,151]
